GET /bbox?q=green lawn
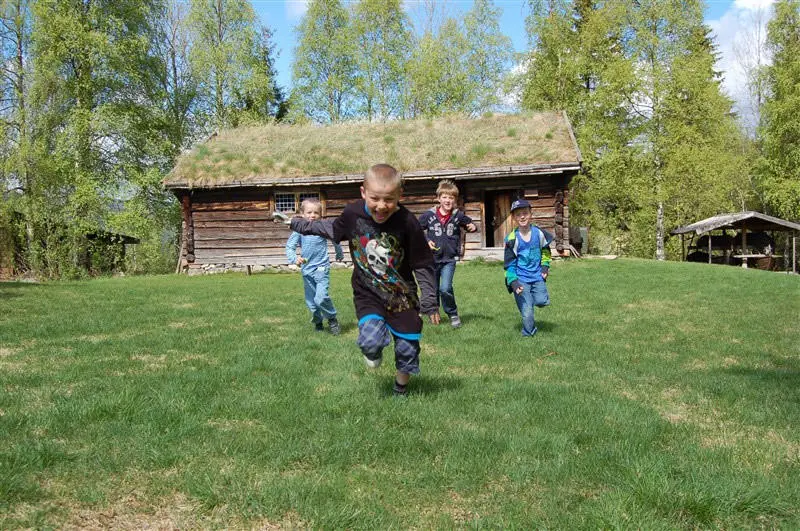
[1,259,798,528]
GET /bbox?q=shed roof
[671,211,800,235]
[164,111,582,190]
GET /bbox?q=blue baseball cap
[510,198,531,212]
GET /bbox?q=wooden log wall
[180,172,574,272]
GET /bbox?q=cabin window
[275,191,321,213]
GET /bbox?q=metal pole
[708,232,712,264]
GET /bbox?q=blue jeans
[302,266,337,323]
[513,281,549,336]
[435,261,457,317]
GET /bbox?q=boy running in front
[286,164,438,396]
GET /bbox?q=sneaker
[450,314,462,328]
[314,322,324,332]
[328,318,340,336]
[393,381,408,397]
[363,350,383,368]
[522,326,538,337]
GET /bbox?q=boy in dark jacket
[284,164,438,396]
[503,199,553,337]
[418,180,477,328]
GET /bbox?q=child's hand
[272,211,292,225]
[515,285,524,295]
[465,222,477,233]
[542,271,548,281]
[427,240,437,250]
[429,313,441,325]
[295,257,306,266]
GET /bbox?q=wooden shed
[164,112,583,274]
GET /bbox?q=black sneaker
[314,322,324,332]
[329,318,340,336]
[393,380,408,397]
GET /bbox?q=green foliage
[188,0,283,128]
[351,0,412,121]
[291,0,356,123]
[758,0,800,220]
[524,0,755,260]
[462,0,513,114]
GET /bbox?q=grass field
[1,259,798,528]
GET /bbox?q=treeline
[0,0,285,278]
[521,0,799,259]
[1,0,798,278]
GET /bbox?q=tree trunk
[655,200,665,261]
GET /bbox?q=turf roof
[165,111,580,188]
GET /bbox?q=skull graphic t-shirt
[334,200,434,335]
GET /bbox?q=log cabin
[164,112,583,274]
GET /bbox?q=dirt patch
[207,418,260,431]
[0,346,20,357]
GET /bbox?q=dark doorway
[484,190,515,247]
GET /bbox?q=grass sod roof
[165,111,582,189]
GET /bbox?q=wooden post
[681,235,685,261]
[707,233,712,264]
[793,233,797,274]
[741,225,748,268]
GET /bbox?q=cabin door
[484,190,515,247]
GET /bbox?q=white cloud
[285,0,309,21]
[733,0,774,9]
[707,0,775,132]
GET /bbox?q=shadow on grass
[377,374,463,398]
[0,282,39,298]
[723,365,800,388]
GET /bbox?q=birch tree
[291,0,355,123]
[351,0,412,121]
[758,0,800,220]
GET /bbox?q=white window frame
[274,191,322,214]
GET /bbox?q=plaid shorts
[357,318,420,374]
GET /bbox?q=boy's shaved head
[364,163,402,191]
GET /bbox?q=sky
[252,0,777,117]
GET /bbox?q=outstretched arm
[290,217,337,240]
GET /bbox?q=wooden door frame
[482,188,518,248]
